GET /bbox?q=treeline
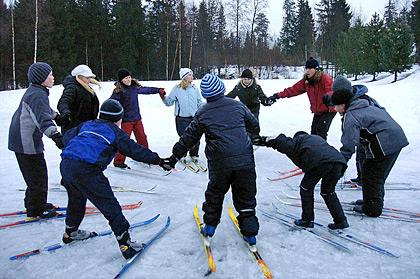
[0,0,418,90]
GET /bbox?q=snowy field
[0,67,419,278]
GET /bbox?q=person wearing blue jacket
[164,74,261,247]
[8,62,64,219]
[60,99,171,259]
[162,68,203,161]
[110,68,166,168]
[331,76,409,217]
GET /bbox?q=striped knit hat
[200,74,225,99]
[99,99,124,122]
[28,62,52,85]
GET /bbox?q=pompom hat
[200,74,225,99]
[27,62,52,85]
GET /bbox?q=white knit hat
[179,68,193,80]
[71,65,96,78]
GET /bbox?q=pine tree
[409,0,419,62]
[380,17,414,82]
[364,13,385,81]
[280,0,297,60]
[295,0,315,63]
[384,0,398,27]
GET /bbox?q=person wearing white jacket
[162,68,203,160]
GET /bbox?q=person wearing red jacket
[266,57,336,140]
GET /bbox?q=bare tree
[250,0,268,65]
[11,0,16,89]
[226,0,247,73]
[34,0,38,62]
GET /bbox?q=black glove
[261,98,275,106]
[56,113,71,126]
[252,136,267,146]
[266,95,278,105]
[322,94,333,106]
[51,133,64,149]
[159,155,177,171]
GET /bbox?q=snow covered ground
[0,67,419,279]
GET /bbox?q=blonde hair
[179,79,190,90]
[303,69,323,83]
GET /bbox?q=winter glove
[51,133,64,149]
[159,155,177,171]
[159,88,166,100]
[252,135,268,146]
[261,98,274,106]
[266,94,278,105]
[54,113,70,127]
[322,94,333,106]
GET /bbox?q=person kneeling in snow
[59,99,171,259]
[331,76,409,217]
[253,131,349,229]
[163,74,261,246]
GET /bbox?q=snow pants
[360,150,401,217]
[15,152,49,217]
[203,168,259,237]
[300,162,346,223]
[175,116,200,157]
[310,112,336,140]
[114,120,148,165]
[60,158,130,236]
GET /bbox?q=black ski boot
[328,219,349,230]
[117,231,144,259]
[294,219,314,228]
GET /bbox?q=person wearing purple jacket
[110,69,166,169]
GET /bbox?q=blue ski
[9,214,160,260]
[114,216,171,279]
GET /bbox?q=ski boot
[117,231,145,259]
[294,219,314,228]
[328,219,349,230]
[63,228,98,244]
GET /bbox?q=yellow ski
[193,204,216,275]
[228,207,272,279]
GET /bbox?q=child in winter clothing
[162,68,203,160]
[331,76,409,217]
[267,57,336,140]
[226,69,272,121]
[254,131,349,229]
[58,64,100,134]
[110,68,166,169]
[8,62,64,219]
[60,99,171,259]
[163,74,261,246]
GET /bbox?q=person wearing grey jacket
[331,76,409,217]
[162,68,203,160]
[8,62,64,219]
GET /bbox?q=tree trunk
[85,40,88,65]
[393,71,397,82]
[34,0,38,63]
[11,1,16,89]
[178,4,182,69]
[166,21,169,80]
[188,18,194,69]
[171,37,180,80]
[372,72,376,81]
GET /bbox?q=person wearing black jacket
[58,65,100,134]
[163,74,261,246]
[254,131,349,229]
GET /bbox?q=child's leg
[231,168,259,237]
[114,122,135,165]
[15,153,49,217]
[202,170,231,228]
[175,117,199,156]
[361,151,400,217]
[320,163,346,223]
[62,180,88,233]
[299,169,322,221]
[133,120,148,148]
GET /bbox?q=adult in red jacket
[267,57,336,140]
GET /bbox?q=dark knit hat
[28,62,52,85]
[117,68,131,82]
[240,69,253,79]
[200,74,225,99]
[332,76,352,94]
[99,99,124,122]
[293,131,308,138]
[305,57,319,69]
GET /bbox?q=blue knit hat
[99,99,124,122]
[28,62,52,85]
[200,74,225,99]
